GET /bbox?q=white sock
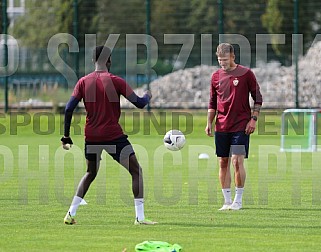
[68,196,83,216]
[134,198,145,221]
[234,187,244,203]
[222,188,232,204]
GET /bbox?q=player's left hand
[245,120,256,135]
[60,136,73,150]
[205,124,213,137]
[144,90,152,99]
[61,136,73,145]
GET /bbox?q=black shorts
[215,131,249,158]
[85,135,135,163]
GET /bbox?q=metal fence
[1,0,321,110]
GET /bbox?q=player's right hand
[205,125,213,137]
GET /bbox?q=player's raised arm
[115,75,152,109]
[126,90,152,109]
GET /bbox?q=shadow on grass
[159,221,321,229]
[242,207,321,212]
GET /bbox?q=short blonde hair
[216,43,234,56]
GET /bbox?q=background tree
[78,0,98,47]
[223,0,268,66]
[0,1,2,34]
[262,0,319,64]
[186,0,217,66]
[96,0,145,46]
[187,0,217,34]
[152,0,190,35]
[11,0,72,48]
[9,0,321,75]
[261,0,293,63]
[301,0,321,48]
[0,1,10,35]
[11,0,97,48]
[151,0,192,70]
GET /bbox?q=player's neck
[95,63,109,72]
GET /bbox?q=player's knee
[129,165,142,177]
[86,170,98,181]
[219,157,229,168]
[231,158,238,168]
[231,155,243,168]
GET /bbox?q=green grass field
[0,111,321,251]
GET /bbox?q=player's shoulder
[234,65,256,78]
[108,72,123,80]
[212,68,221,76]
[237,64,249,70]
[108,73,128,85]
[236,64,253,73]
[79,72,96,82]
[211,68,223,81]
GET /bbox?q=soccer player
[205,43,263,210]
[62,45,157,225]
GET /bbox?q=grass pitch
[0,111,320,251]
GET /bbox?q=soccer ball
[163,129,186,151]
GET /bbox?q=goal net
[280,109,320,152]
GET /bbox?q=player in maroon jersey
[62,46,156,225]
[205,43,263,210]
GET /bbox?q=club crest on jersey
[233,78,239,86]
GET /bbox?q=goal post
[280,109,320,152]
